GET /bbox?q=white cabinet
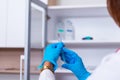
[47,4,120,73]
[0,0,25,48]
[7,0,25,47]
[25,0,120,79]
[0,0,7,47]
[47,6,120,46]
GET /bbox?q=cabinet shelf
[0,66,95,74]
[0,67,71,74]
[48,40,120,48]
[0,68,39,74]
[56,66,94,73]
[48,4,106,9]
[55,67,72,73]
[32,1,108,17]
[48,5,109,17]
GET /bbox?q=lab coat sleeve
[87,51,120,80]
[39,69,55,80]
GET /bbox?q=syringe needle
[57,33,62,42]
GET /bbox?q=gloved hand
[38,42,64,71]
[61,48,91,80]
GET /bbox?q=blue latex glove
[38,42,64,71]
[61,48,91,80]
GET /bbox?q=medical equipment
[65,20,74,40]
[56,22,65,40]
[57,33,62,42]
[57,33,66,64]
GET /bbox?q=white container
[65,20,74,40]
[56,21,65,41]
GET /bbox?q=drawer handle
[20,55,24,80]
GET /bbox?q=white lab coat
[39,69,55,80]
[39,49,120,80]
[87,49,120,80]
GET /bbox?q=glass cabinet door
[30,1,47,49]
[24,0,47,80]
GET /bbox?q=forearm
[39,61,55,80]
[40,61,54,73]
[44,61,53,69]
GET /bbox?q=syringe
[57,33,66,63]
[57,33,62,42]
